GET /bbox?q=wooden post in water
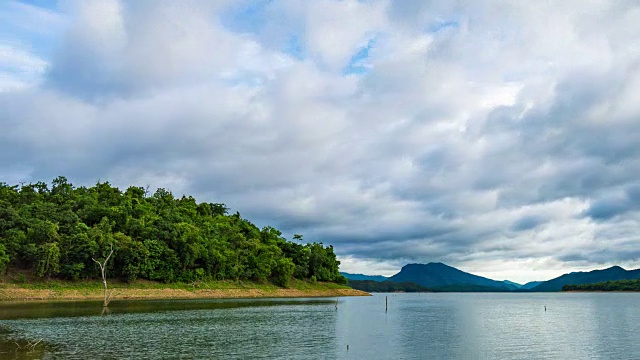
[386,296,388,312]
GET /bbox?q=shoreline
[562,290,640,293]
[0,282,370,302]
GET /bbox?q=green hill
[0,177,346,287]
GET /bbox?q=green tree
[0,244,10,274]
[35,242,61,277]
[0,177,346,287]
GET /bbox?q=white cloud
[304,0,388,70]
[2,0,640,282]
[0,45,48,91]
[0,1,67,35]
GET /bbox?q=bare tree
[92,244,115,307]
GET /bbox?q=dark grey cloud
[511,216,545,232]
[584,184,640,221]
[586,199,629,221]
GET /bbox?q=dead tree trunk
[92,244,114,307]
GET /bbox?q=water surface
[0,293,638,359]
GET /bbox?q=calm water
[0,293,639,359]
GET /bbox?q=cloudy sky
[2,0,640,283]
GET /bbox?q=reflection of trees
[0,336,47,358]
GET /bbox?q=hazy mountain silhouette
[521,281,543,289]
[340,272,388,282]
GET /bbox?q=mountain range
[529,266,640,291]
[339,272,388,282]
[389,263,513,291]
[342,263,640,292]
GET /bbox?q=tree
[35,242,60,278]
[92,243,115,307]
[0,177,347,288]
[272,257,295,287]
[0,244,9,274]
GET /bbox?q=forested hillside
[562,279,640,291]
[530,266,640,291]
[0,177,346,286]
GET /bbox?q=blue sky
[2,0,640,283]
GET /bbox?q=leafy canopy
[0,177,347,286]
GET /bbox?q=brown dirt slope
[0,285,370,301]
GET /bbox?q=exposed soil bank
[0,283,370,301]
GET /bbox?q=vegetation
[348,280,429,292]
[562,279,640,291]
[0,277,363,302]
[0,177,347,287]
[529,266,640,291]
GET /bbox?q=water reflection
[0,326,54,360]
[0,297,335,320]
[0,298,338,359]
[0,293,639,359]
[335,293,640,360]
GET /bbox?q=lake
[0,293,638,359]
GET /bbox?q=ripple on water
[0,293,638,359]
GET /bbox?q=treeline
[0,177,347,286]
[348,280,430,292]
[562,279,640,291]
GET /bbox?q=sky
[1,0,640,283]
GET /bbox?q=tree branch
[92,243,115,307]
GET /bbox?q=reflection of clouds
[334,293,640,359]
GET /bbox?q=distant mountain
[347,280,430,292]
[389,263,511,291]
[340,272,388,282]
[521,281,543,290]
[345,263,640,293]
[502,280,523,290]
[530,266,640,292]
